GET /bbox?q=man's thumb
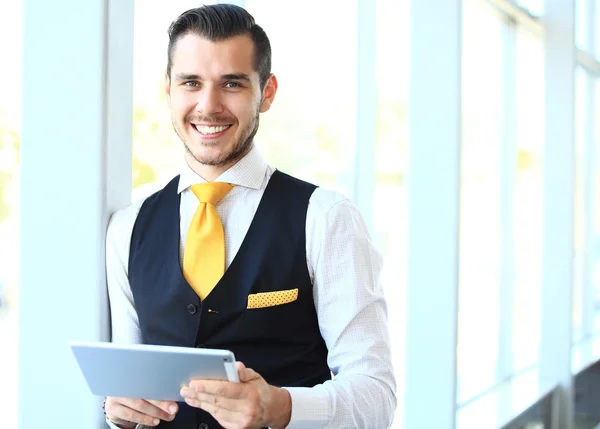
[235,361,249,382]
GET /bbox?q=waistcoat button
[187,304,197,314]
[199,423,209,429]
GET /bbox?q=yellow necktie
[183,182,234,300]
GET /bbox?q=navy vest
[128,171,331,429]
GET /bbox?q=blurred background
[2,0,600,428]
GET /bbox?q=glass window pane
[500,390,553,429]
[593,77,600,332]
[375,0,408,426]
[0,0,21,427]
[245,0,358,197]
[132,0,218,201]
[517,0,544,16]
[456,368,548,428]
[512,30,544,372]
[596,0,600,59]
[458,0,505,404]
[576,0,589,52]
[574,67,587,343]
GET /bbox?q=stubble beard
[174,111,260,168]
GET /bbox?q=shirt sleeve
[104,204,147,428]
[284,191,397,429]
[105,201,144,344]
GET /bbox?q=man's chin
[190,146,245,167]
[187,153,226,167]
[183,136,253,169]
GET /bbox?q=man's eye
[225,81,241,88]
[184,81,199,87]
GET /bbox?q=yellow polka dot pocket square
[246,288,299,309]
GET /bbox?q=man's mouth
[192,124,232,136]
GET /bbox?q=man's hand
[180,362,292,429]
[104,397,179,428]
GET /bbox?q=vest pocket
[246,288,298,309]
[244,292,299,320]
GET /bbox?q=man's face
[166,33,276,169]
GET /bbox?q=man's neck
[184,149,250,182]
[187,161,231,182]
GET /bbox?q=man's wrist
[104,399,136,429]
[105,418,135,429]
[267,386,291,429]
[105,415,136,429]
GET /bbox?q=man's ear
[259,74,278,113]
[164,72,171,107]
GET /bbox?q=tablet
[69,341,239,401]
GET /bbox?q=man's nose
[195,86,223,115]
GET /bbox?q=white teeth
[195,125,230,135]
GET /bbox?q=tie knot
[190,182,234,206]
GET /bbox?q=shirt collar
[177,144,268,194]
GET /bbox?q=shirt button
[199,424,209,429]
[187,304,197,314]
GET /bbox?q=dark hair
[167,4,272,89]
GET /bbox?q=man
[104,4,396,429]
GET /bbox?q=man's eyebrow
[221,73,251,82]
[175,73,201,81]
[174,73,252,82]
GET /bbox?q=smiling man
[168,32,269,179]
[104,4,396,429]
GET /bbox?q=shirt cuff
[283,387,331,429]
[105,417,144,429]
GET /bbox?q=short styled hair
[167,4,272,89]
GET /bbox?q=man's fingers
[236,361,252,383]
[105,397,176,425]
[148,399,178,416]
[105,401,160,427]
[242,366,261,382]
[185,389,243,413]
[185,398,246,427]
[235,361,246,377]
[188,380,245,398]
[234,362,261,383]
[181,365,267,428]
[180,391,248,428]
[121,397,174,420]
